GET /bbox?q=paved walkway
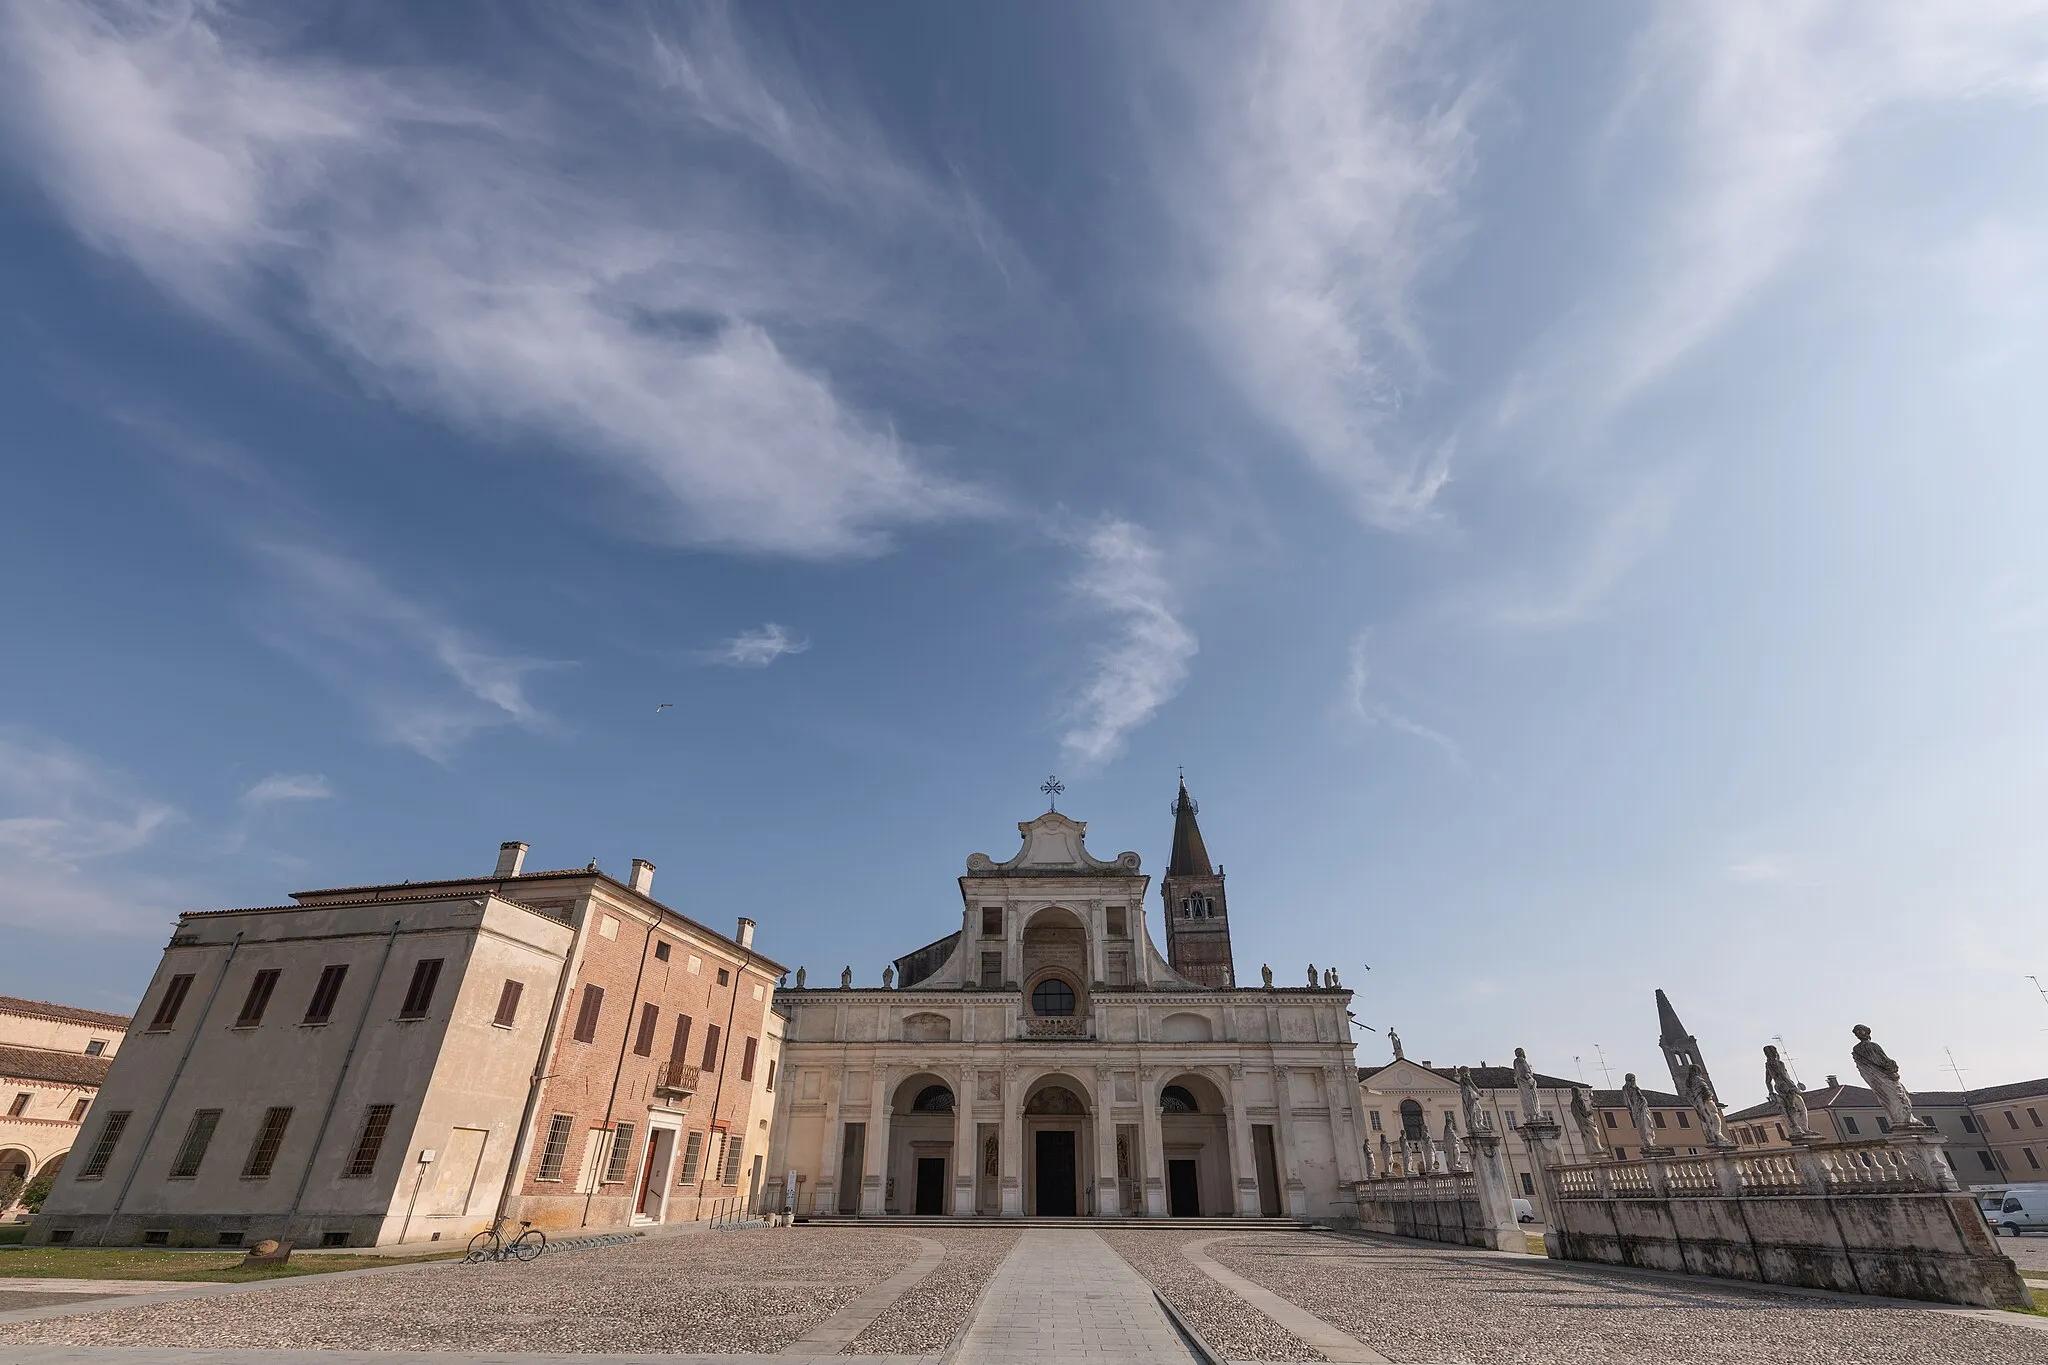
[952,1228,1193,1363]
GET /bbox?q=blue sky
[3,1,2047,1104]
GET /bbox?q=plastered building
[1,996,129,1219]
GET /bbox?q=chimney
[495,842,529,877]
[1825,1075,1839,1089]
[736,917,756,949]
[629,859,655,895]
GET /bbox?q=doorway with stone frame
[1022,1077,1093,1217]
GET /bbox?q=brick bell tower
[1161,777,1235,987]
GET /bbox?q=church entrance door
[1034,1131,1077,1215]
[1167,1159,1201,1216]
[915,1157,948,1214]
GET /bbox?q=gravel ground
[1993,1234,2048,1272]
[0,1227,923,1354]
[1207,1231,2048,1365]
[0,1289,118,1312]
[843,1226,1021,1355]
[1100,1229,1323,1362]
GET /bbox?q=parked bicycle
[464,1218,546,1263]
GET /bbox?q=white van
[1512,1197,1535,1223]
[1988,1185,2048,1236]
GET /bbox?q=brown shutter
[493,979,524,1027]
[701,1022,721,1071]
[634,1002,659,1057]
[572,984,605,1043]
[740,1036,758,1082]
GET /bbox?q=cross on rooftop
[1040,775,1064,810]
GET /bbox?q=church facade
[764,786,1366,1220]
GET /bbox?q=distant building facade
[31,844,783,1248]
[1,996,129,1220]
[1727,1073,2048,1185]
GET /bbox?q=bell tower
[1161,778,1235,988]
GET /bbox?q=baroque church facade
[765,785,1366,1219]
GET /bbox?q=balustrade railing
[1549,1134,1946,1202]
[1020,1016,1090,1039]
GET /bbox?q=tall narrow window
[536,1114,575,1181]
[493,979,524,1028]
[981,907,1001,937]
[980,953,1002,987]
[398,959,444,1019]
[236,969,281,1027]
[169,1109,222,1179]
[701,1023,722,1071]
[572,984,605,1043]
[669,1014,694,1071]
[721,1135,744,1186]
[8,1093,28,1117]
[70,1097,91,1121]
[634,1003,660,1057]
[304,965,349,1024]
[147,974,196,1032]
[604,1123,636,1184]
[677,1130,704,1185]
[345,1104,395,1177]
[77,1111,132,1179]
[740,1036,758,1082]
[765,1060,777,1093]
[242,1107,294,1178]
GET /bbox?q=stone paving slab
[951,1227,1193,1364]
[0,1352,941,1364]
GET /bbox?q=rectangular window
[536,1113,575,1181]
[1106,907,1127,938]
[2027,1148,2041,1170]
[1675,1111,1690,1129]
[147,974,196,1032]
[1774,1124,1785,1140]
[633,1002,659,1057]
[1652,1111,1666,1129]
[701,1023,722,1071]
[2007,1110,2022,1130]
[654,940,671,961]
[1519,1172,1534,1196]
[1842,1115,1860,1135]
[1962,1115,1978,1133]
[572,984,605,1043]
[242,1107,293,1178]
[765,1060,777,1093]
[2030,1107,2042,1127]
[980,952,1002,987]
[345,1104,395,1177]
[1876,1115,1891,1133]
[1979,1150,1998,1171]
[1603,1111,1617,1129]
[981,907,1001,937]
[70,1097,90,1121]
[604,1123,636,1184]
[721,1135,744,1185]
[669,1014,694,1070]
[1506,1111,1518,1129]
[169,1109,222,1179]
[1369,1110,1382,1132]
[236,969,281,1027]
[85,1039,106,1056]
[740,1036,758,1082]
[677,1130,704,1184]
[77,1110,132,1179]
[7,1093,26,1117]
[1612,1147,1627,1160]
[398,959,444,1019]
[304,965,349,1024]
[716,968,730,986]
[493,979,524,1028]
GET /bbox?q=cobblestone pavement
[1993,1233,2048,1273]
[951,1228,1193,1364]
[1101,1229,1322,1361]
[0,1228,924,1354]
[1207,1231,2048,1364]
[843,1227,1021,1356]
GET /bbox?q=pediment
[1362,1059,1456,1093]
[966,811,1140,877]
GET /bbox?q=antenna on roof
[1591,1043,1614,1088]
[1771,1034,1802,1087]
[1944,1046,1969,1090]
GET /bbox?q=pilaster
[1226,1064,1262,1216]
[999,1066,1024,1216]
[1139,1065,1168,1216]
[952,1064,978,1216]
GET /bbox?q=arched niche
[1159,1011,1214,1043]
[902,1012,953,1042]
[1020,906,1089,989]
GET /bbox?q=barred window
[398,959,444,1020]
[345,1104,395,1177]
[146,974,196,1032]
[236,969,281,1027]
[243,1107,294,1178]
[304,965,349,1024]
[169,1109,222,1179]
[77,1110,132,1179]
[720,1135,744,1186]
[537,1113,575,1181]
[677,1130,704,1185]
[604,1123,636,1184]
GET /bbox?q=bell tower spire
[1162,776,1235,987]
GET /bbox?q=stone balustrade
[1018,1016,1090,1040]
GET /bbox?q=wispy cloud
[0,729,183,933]
[241,772,334,805]
[703,622,810,668]
[1161,3,1485,529]
[1478,478,1679,631]
[252,544,559,762]
[1059,519,1197,769]
[1342,632,1462,765]
[0,1,999,557]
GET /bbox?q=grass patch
[1524,1232,1546,1255]
[0,1246,456,1282]
[0,1227,27,1246]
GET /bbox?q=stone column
[1516,1116,1564,1235]
[813,1069,843,1217]
[1886,1126,1962,1192]
[952,1065,979,1216]
[1139,1066,1168,1216]
[1093,1065,1121,1217]
[1226,1065,1262,1216]
[860,1067,892,1216]
[999,1066,1024,1217]
[1464,1128,1524,1252]
[1269,1070,1306,1216]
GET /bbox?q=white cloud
[704,623,810,668]
[1342,633,1462,765]
[1162,2,1485,529]
[0,1,995,558]
[1060,519,1197,769]
[1478,478,1679,631]
[241,772,334,805]
[0,729,183,933]
[251,544,558,762]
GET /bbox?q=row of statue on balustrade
[1369,1022,1928,1179]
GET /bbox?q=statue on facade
[882,965,895,989]
[840,965,853,989]
[1764,1045,1814,1138]
[794,966,806,988]
[1261,963,1273,988]
[1682,1062,1732,1146]
[1322,967,1334,988]
[1570,1087,1605,1156]
[1851,1024,1921,1129]
[1377,1131,1392,1176]
[1389,1028,1405,1062]
[1308,964,1319,988]
[1442,1108,1463,1170]
[1512,1047,1541,1121]
[1622,1073,1656,1149]
[1455,1064,1481,1133]
[1330,967,1341,987]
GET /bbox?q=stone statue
[1261,963,1273,988]
[1622,1073,1655,1148]
[1389,1028,1405,1061]
[882,965,895,989]
[1330,967,1341,987]
[1512,1047,1541,1120]
[1682,1062,1731,1146]
[840,965,853,989]
[1570,1087,1605,1155]
[1308,964,1319,988]
[1442,1108,1461,1170]
[1764,1045,1814,1138]
[1377,1131,1391,1176]
[794,966,806,989]
[1323,967,1334,988]
[1851,1024,1919,1129]
[1455,1064,1481,1133]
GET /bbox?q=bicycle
[464,1218,546,1263]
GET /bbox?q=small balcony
[655,1062,701,1099]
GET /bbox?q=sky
[3,1,2047,1106]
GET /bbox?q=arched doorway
[1023,1076,1092,1216]
[1159,1073,1233,1217]
[888,1073,957,1215]
[0,1148,31,1216]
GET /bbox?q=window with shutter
[493,979,524,1027]
[741,1036,757,1081]
[236,969,281,1027]
[572,984,605,1043]
[398,959,444,1019]
[304,966,349,1024]
[634,1003,659,1057]
[701,1023,722,1071]
[147,974,196,1032]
